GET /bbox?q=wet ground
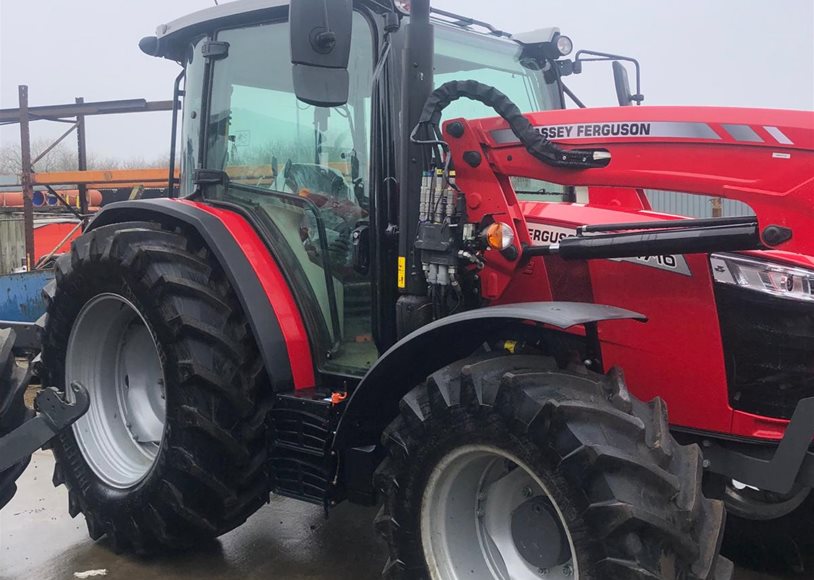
[1,451,789,580]
[2,450,384,579]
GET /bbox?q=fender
[333,301,645,450]
[87,198,315,391]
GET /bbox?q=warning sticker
[397,256,406,289]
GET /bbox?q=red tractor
[473,104,814,573]
[8,0,808,578]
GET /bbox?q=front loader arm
[461,106,814,255]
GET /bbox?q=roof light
[483,222,515,251]
[556,35,573,56]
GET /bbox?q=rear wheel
[42,221,272,552]
[0,329,33,510]
[375,354,732,579]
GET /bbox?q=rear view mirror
[290,0,353,107]
[612,61,633,107]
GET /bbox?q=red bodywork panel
[444,106,814,440]
[177,200,316,390]
[33,221,82,263]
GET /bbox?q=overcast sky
[1,0,812,162]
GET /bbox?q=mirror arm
[574,49,644,105]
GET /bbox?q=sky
[1,0,812,162]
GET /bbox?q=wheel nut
[522,486,533,498]
[563,564,573,576]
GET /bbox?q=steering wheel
[283,159,350,200]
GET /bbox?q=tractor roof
[155,0,288,47]
[144,0,515,61]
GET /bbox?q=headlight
[710,253,814,302]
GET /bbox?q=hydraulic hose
[415,80,609,169]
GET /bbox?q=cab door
[200,12,377,376]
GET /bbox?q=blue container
[0,270,54,323]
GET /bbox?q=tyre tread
[44,221,273,552]
[376,354,730,580]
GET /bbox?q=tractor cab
[141,0,572,376]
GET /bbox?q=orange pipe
[0,192,24,207]
[0,189,102,208]
[60,190,103,208]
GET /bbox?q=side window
[646,190,755,218]
[511,177,568,201]
[207,17,371,202]
[180,38,206,196]
[204,15,376,376]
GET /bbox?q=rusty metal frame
[17,86,36,270]
[2,86,177,269]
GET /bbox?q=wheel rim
[65,293,166,489]
[421,445,577,580]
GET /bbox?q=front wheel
[375,354,732,580]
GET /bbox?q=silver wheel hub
[66,293,166,489]
[421,445,576,580]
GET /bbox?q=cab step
[268,389,343,507]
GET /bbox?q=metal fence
[646,190,754,219]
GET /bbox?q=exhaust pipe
[398,0,434,296]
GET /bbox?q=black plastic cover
[290,0,353,107]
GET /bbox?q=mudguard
[87,198,310,391]
[333,301,645,449]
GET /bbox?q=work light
[556,34,573,56]
[394,0,411,15]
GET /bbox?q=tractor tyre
[375,354,732,580]
[41,221,272,553]
[721,485,814,574]
[0,328,33,510]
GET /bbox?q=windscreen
[433,24,560,119]
[432,25,566,198]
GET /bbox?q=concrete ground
[0,451,789,580]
